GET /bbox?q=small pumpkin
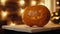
[23,5,50,27]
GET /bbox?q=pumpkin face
[23,5,50,27]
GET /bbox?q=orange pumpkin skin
[23,5,50,27]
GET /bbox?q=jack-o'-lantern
[23,5,50,27]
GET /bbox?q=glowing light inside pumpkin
[1,11,7,20]
[31,0,36,6]
[19,0,25,6]
[1,0,6,5]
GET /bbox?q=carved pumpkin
[23,5,50,27]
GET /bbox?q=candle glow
[57,1,59,5]
[19,9,25,17]
[51,17,59,20]
[1,0,6,5]
[19,0,25,6]
[31,0,36,6]
[55,17,59,19]
[55,12,58,15]
[1,11,8,20]
[9,22,16,26]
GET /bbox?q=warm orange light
[55,17,59,19]
[31,0,36,6]
[51,17,59,20]
[9,22,16,26]
[1,11,8,20]
[1,0,6,5]
[32,17,36,20]
[19,0,25,6]
[37,16,40,19]
[57,1,59,5]
[55,12,58,15]
[38,2,45,5]
[51,13,54,16]
[19,9,25,17]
